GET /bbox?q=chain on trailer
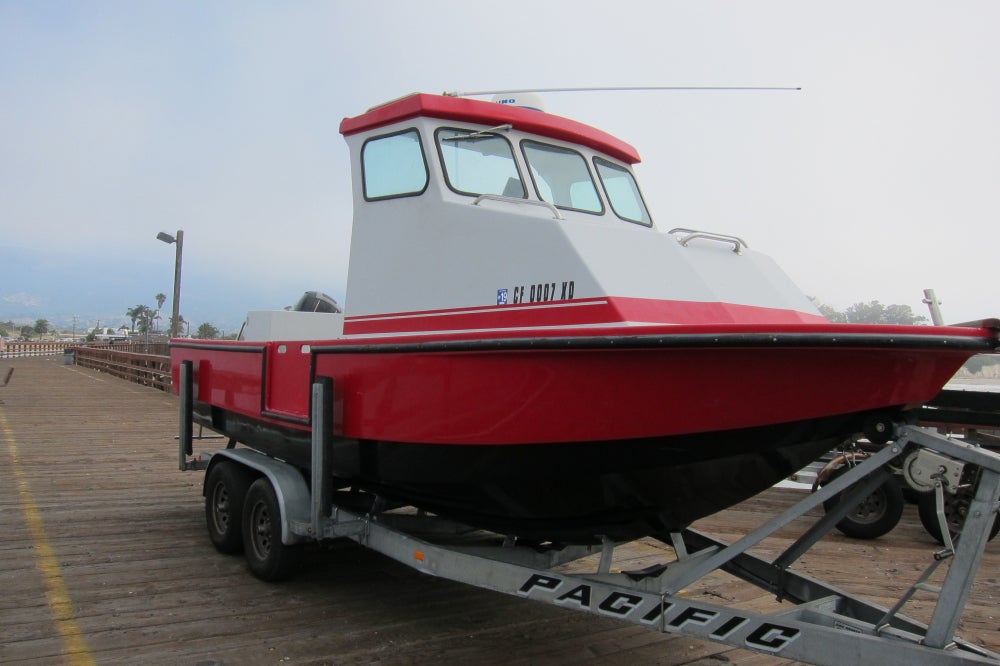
[176,364,1000,665]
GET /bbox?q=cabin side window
[361,129,429,200]
[436,128,526,198]
[521,140,604,215]
[594,158,652,226]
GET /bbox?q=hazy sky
[2,1,998,330]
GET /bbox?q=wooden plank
[0,356,997,665]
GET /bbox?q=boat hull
[311,334,971,446]
[174,324,998,541]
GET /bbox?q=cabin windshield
[594,158,652,226]
[521,140,603,214]
[436,129,526,198]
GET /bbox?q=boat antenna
[443,86,801,97]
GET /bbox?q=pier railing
[0,341,173,391]
[71,346,172,392]
[0,340,170,359]
[0,341,75,358]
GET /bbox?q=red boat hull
[175,325,993,444]
[172,323,997,540]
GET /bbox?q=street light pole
[156,230,184,338]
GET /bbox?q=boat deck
[2,355,998,665]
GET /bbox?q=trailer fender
[204,449,310,545]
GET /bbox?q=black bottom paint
[195,402,874,542]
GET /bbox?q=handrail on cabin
[668,227,749,255]
[472,194,565,220]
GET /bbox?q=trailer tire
[822,467,904,539]
[917,489,1000,545]
[243,478,303,581]
[205,461,254,554]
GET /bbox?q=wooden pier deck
[1,355,998,665]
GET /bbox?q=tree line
[811,299,927,324]
[125,295,223,339]
[0,318,51,340]
[0,295,224,341]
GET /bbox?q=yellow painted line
[0,412,96,666]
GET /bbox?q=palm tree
[154,293,167,333]
[125,305,156,333]
[196,322,220,340]
[126,304,147,333]
[169,314,188,337]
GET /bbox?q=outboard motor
[293,291,342,313]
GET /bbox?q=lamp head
[156,232,176,244]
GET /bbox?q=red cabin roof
[339,93,641,165]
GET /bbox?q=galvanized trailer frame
[177,362,1000,665]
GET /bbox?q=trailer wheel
[242,478,303,581]
[822,467,904,539]
[205,461,254,554]
[917,489,1000,545]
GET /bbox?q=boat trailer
[176,363,1000,665]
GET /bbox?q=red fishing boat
[171,92,998,542]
